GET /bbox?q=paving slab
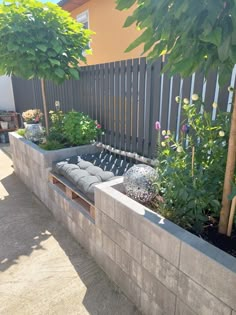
[0,147,140,315]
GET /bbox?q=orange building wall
[70,0,143,65]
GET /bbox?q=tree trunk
[219,92,236,234]
[41,78,49,135]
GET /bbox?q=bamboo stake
[219,92,236,234]
[191,146,195,177]
[41,78,49,135]
[227,196,236,237]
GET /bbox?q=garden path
[0,146,140,315]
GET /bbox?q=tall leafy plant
[116,0,236,234]
[0,0,92,134]
[154,96,230,233]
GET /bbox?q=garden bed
[10,132,236,315]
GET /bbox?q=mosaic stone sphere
[123,164,157,203]
[25,123,44,143]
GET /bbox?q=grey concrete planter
[9,132,236,315]
[95,178,236,315]
[9,132,99,207]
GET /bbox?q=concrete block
[110,188,181,267]
[180,238,236,310]
[175,299,197,315]
[95,186,116,219]
[142,244,178,293]
[140,291,167,315]
[94,244,117,283]
[98,211,142,263]
[95,227,103,248]
[102,233,116,261]
[178,272,231,315]
[115,245,142,288]
[142,269,176,315]
[113,262,141,308]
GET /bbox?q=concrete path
[0,147,140,315]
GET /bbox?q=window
[76,10,89,29]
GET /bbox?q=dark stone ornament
[123,164,157,203]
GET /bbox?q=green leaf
[49,58,60,66]
[69,68,80,80]
[7,41,18,51]
[36,44,47,52]
[200,27,222,46]
[123,15,136,27]
[125,29,151,52]
[218,36,231,62]
[55,68,65,78]
[116,0,136,10]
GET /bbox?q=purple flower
[155,121,161,130]
[181,124,190,134]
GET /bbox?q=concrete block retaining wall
[9,132,99,207]
[10,132,236,315]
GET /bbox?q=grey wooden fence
[12,57,236,158]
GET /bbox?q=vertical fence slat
[96,64,101,133]
[150,59,162,158]
[120,60,126,150]
[204,71,218,112]
[132,58,139,153]
[138,58,146,155]
[100,64,105,143]
[169,75,181,133]
[91,65,96,120]
[114,61,120,148]
[126,59,132,152]
[104,63,109,144]
[109,62,115,146]
[143,63,152,157]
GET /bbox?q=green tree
[116,0,236,235]
[0,0,92,134]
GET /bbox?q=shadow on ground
[0,160,140,314]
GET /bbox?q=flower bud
[191,94,199,101]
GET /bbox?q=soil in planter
[199,224,236,258]
[145,197,236,258]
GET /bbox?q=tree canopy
[116,0,236,86]
[0,0,92,83]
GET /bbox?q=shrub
[153,95,231,233]
[63,111,102,146]
[17,128,26,137]
[39,140,65,151]
[47,109,67,145]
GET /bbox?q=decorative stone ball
[123,164,157,204]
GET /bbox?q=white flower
[177,146,183,153]
[167,130,171,135]
[161,141,166,147]
[219,131,225,137]
[175,96,181,103]
[191,94,199,101]
[162,130,166,136]
[212,102,218,109]
[183,98,189,104]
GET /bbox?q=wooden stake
[227,196,236,237]
[41,78,49,135]
[219,92,236,234]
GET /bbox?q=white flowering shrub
[152,94,231,233]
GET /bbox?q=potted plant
[22,109,44,143]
